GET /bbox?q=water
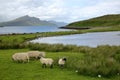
[0,26,70,34]
[31,31,120,47]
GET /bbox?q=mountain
[66,14,120,28]
[49,21,67,27]
[0,15,56,26]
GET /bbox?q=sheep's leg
[60,64,64,68]
[44,64,47,68]
[18,60,21,63]
[27,56,29,62]
[27,59,29,63]
[42,64,44,68]
[36,57,38,60]
[23,60,25,63]
[42,64,46,68]
[50,64,53,68]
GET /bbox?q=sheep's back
[40,58,53,65]
[28,51,39,57]
[28,51,45,57]
[12,53,28,61]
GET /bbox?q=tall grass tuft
[66,45,120,77]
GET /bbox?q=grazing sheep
[40,57,54,68]
[27,51,45,60]
[12,52,29,63]
[58,57,67,68]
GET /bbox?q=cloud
[0,0,120,22]
[0,0,66,21]
[66,0,120,22]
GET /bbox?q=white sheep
[12,52,29,63]
[58,57,67,68]
[40,57,54,68]
[27,51,45,59]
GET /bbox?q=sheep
[40,57,54,68]
[58,57,67,68]
[12,52,29,63]
[27,51,45,60]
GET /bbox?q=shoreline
[59,26,90,30]
[0,29,120,36]
[0,25,120,36]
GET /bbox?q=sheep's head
[37,56,41,59]
[63,57,67,61]
[39,52,45,57]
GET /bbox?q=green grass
[25,44,120,77]
[0,49,119,80]
[0,28,120,79]
[0,27,120,49]
[0,31,83,49]
[81,26,120,33]
[67,14,120,27]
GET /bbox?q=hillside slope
[67,14,120,28]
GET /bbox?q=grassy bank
[0,26,120,49]
[82,26,120,33]
[0,31,83,49]
[0,49,119,80]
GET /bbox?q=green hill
[0,15,56,26]
[67,14,120,28]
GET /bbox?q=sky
[0,0,120,23]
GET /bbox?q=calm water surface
[31,31,120,47]
[0,26,70,34]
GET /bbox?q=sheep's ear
[65,58,67,61]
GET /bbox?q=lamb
[27,51,45,60]
[40,57,54,68]
[12,52,29,63]
[58,57,67,68]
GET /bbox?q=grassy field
[0,29,120,80]
[0,49,119,80]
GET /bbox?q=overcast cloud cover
[0,0,120,22]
